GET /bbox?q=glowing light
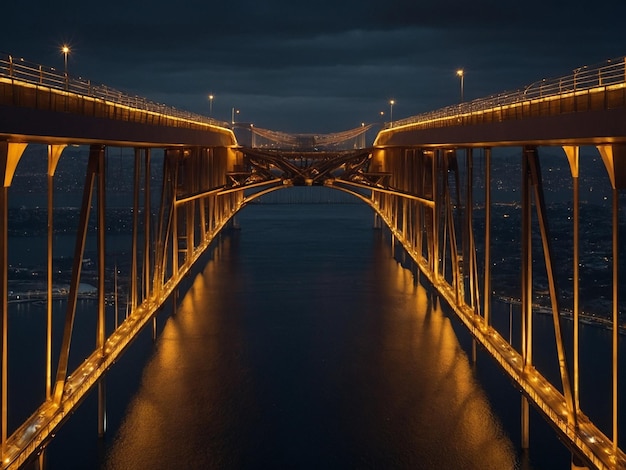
[456,69,465,102]
[61,45,70,75]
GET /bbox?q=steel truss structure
[0,143,278,469]
[1,52,626,470]
[329,144,626,470]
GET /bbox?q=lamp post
[457,69,464,102]
[231,107,239,125]
[208,94,214,116]
[61,45,70,90]
[389,99,395,127]
[61,45,70,76]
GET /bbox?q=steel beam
[96,144,106,442]
[144,149,151,302]
[0,141,27,455]
[563,145,580,413]
[52,146,99,406]
[611,187,618,453]
[521,147,533,450]
[46,144,66,400]
[521,148,533,371]
[131,149,141,313]
[97,146,106,353]
[597,143,625,453]
[526,147,576,428]
[432,150,439,279]
[483,148,491,328]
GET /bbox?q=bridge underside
[233,147,373,187]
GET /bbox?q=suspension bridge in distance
[0,53,626,469]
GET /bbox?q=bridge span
[0,53,625,469]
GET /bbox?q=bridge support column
[0,140,27,456]
[464,148,480,365]
[98,377,106,438]
[37,449,47,470]
[131,149,141,314]
[47,145,66,400]
[521,395,529,449]
[465,148,478,313]
[563,145,580,414]
[96,144,106,352]
[596,143,626,455]
[483,148,492,329]
[172,151,180,278]
[521,148,533,450]
[144,149,151,302]
[128,147,152,312]
[96,145,107,439]
[198,148,207,243]
[442,150,461,306]
[432,149,440,281]
[214,146,240,174]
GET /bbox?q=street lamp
[61,45,70,76]
[231,107,240,125]
[208,94,214,116]
[456,69,464,102]
[389,99,395,127]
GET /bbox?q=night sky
[3,1,626,133]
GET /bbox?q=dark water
[15,201,623,469]
[97,203,515,470]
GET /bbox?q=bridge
[0,53,625,469]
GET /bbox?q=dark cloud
[2,0,626,133]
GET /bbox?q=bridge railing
[390,56,626,129]
[0,53,231,128]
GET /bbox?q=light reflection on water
[101,204,517,469]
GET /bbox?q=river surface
[12,200,624,469]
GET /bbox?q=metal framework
[361,59,626,469]
[250,124,373,150]
[0,141,266,469]
[328,144,625,469]
[0,52,625,470]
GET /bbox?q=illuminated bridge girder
[328,140,626,470]
[0,139,249,469]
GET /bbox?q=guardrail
[389,56,626,130]
[0,53,231,129]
